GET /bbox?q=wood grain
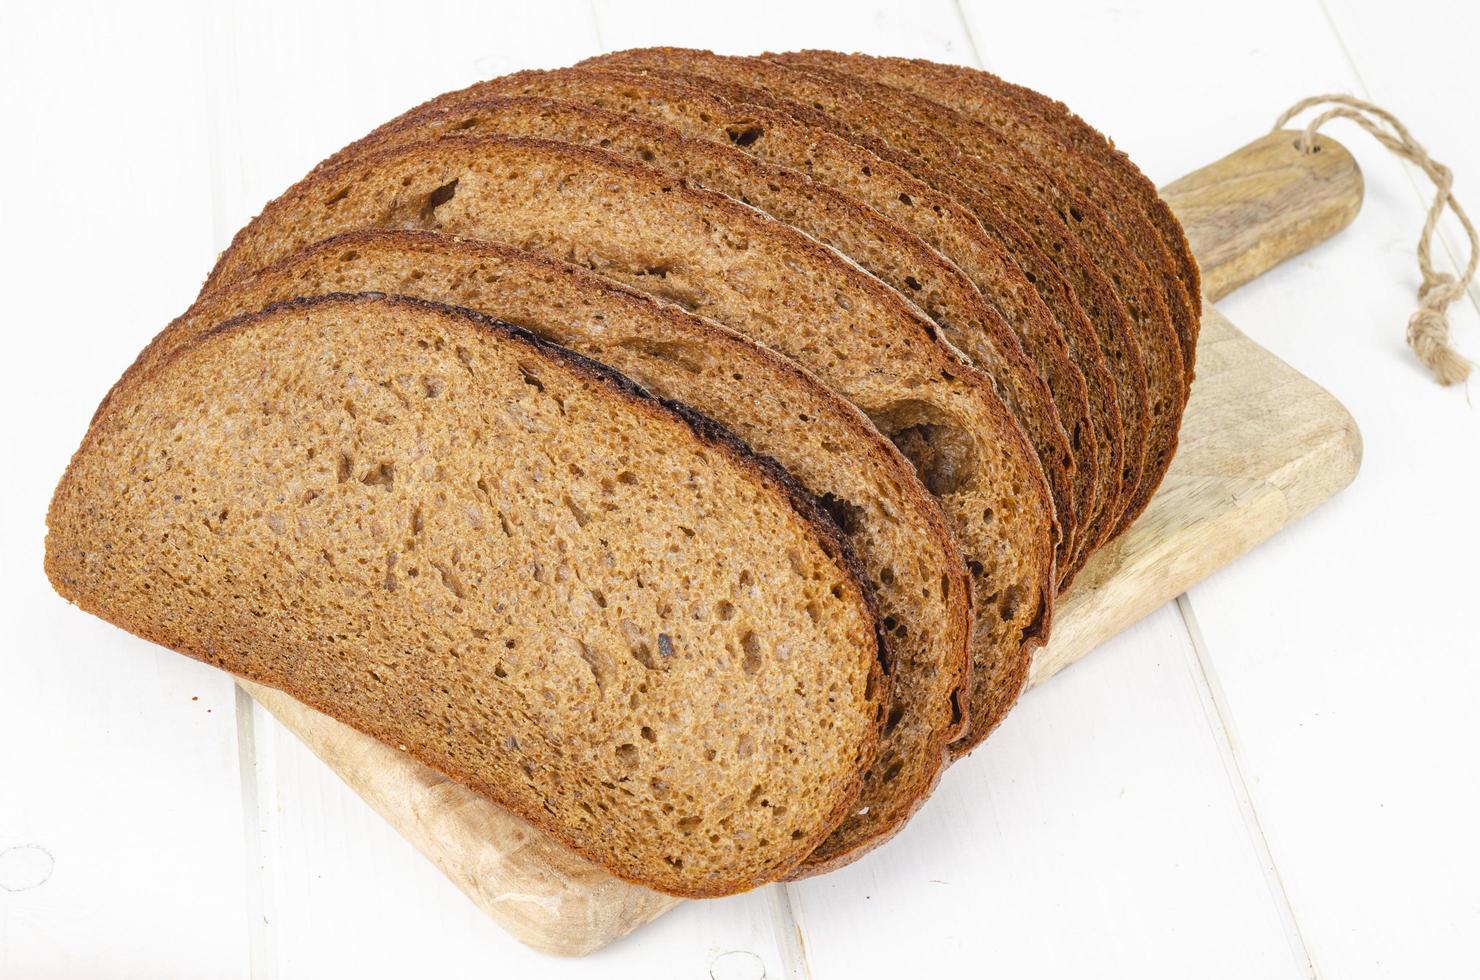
[1161,129,1364,302]
[239,131,1365,956]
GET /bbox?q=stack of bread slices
[46,50,1199,898]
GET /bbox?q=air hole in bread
[614,743,639,769]
[432,561,466,599]
[816,492,865,536]
[677,815,702,832]
[516,362,545,392]
[626,629,670,671]
[562,495,590,528]
[726,125,764,147]
[715,600,736,621]
[577,641,608,690]
[903,275,923,291]
[360,461,395,491]
[740,631,762,673]
[869,401,978,496]
[998,585,1023,623]
[419,178,460,225]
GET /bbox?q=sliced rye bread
[203,134,1056,753]
[48,292,890,896]
[777,51,1201,381]
[570,56,1150,572]
[303,92,1082,580]
[364,66,1123,591]
[112,228,972,876]
[788,53,1201,374]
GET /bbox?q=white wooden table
[2,1,1477,976]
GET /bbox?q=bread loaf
[49,48,1207,892]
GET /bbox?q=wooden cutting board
[241,128,1365,956]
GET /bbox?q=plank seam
[205,6,271,974]
[769,885,816,980]
[1176,595,1321,980]
[233,684,273,980]
[952,0,989,70]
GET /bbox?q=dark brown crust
[776,51,1200,378]
[51,291,890,898]
[783,61,1186,542]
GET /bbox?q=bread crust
[52,292,891,897]
[831,54,1201,368]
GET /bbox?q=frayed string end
[1276,95,1476,387]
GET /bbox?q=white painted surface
[1,0,1475,976]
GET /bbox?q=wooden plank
[0,2,252,977]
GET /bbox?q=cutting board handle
[1161,129,1364,302]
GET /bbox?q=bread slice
[348,66,1120,590]
[205,133,1056,755]
[563,57,1149,576]
[767,53,1194,532]
[114,228,973,875]
[787,52,1201,375]
[297,91,1081,581]
[48,292,889,896]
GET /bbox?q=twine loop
[1276,94,1476,385]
